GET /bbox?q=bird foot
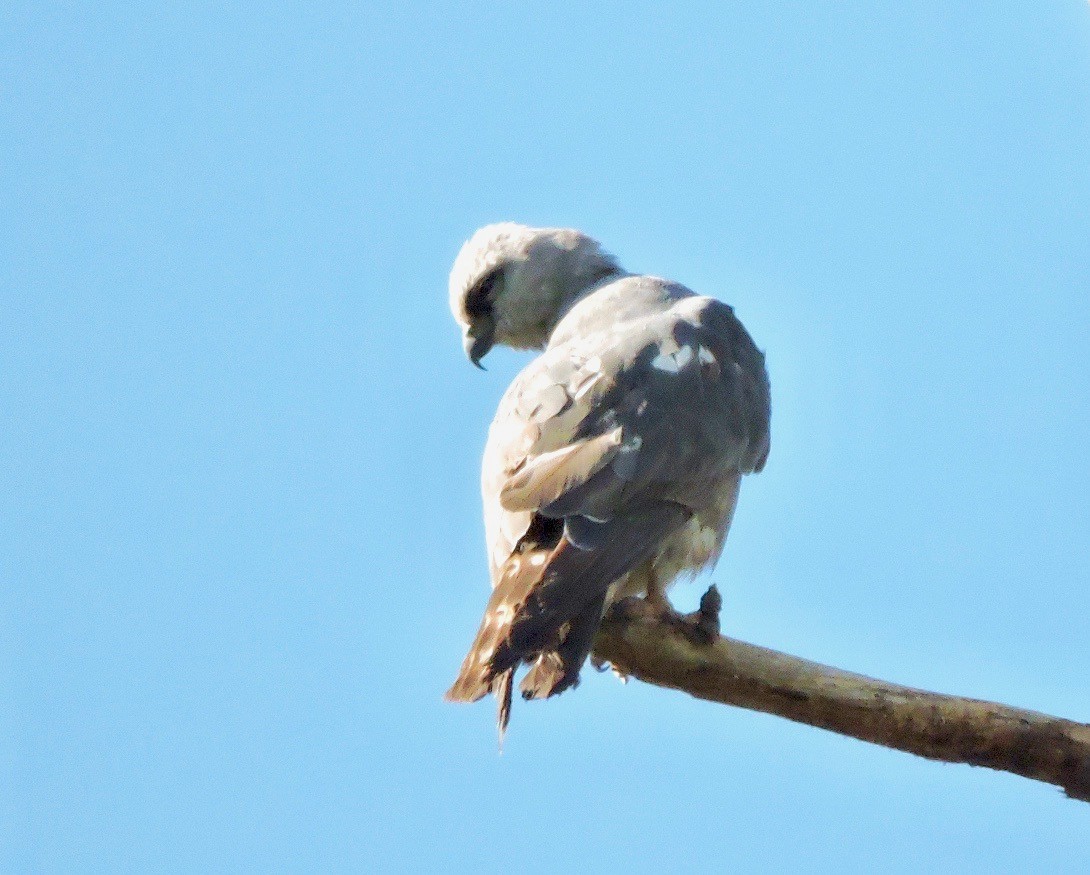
[590,652,629,683]
[598,586,721,680]
[607,585,722,645]
[675,584,722,645]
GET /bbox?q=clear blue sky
[5,3,1090,871]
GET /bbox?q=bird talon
[675,584,722,644]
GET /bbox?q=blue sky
[4,3,1090,871]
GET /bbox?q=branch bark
[592,588,1090,802]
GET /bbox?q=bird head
[448,223,621,367]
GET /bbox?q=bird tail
[518,590,607,701]
[445,503,691,737]
[445,544,559,707]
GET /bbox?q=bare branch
[592,588,1090,802]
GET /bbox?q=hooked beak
[463,319,495,369]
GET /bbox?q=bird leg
[643,567,720,635]
[643,568,672,614]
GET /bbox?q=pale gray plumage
[445,223,771,737]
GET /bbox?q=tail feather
[445,502,692,734]
[520,590,607,701]
[444,544,560,705]
[494,669,514,745]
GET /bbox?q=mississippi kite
[445,223,771,736]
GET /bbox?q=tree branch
[592,587,1090,802]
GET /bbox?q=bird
[444,223,771,738]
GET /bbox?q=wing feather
[498,426,623,513]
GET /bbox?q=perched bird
[445,223,771,737]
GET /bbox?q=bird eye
[465,269,499,320]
